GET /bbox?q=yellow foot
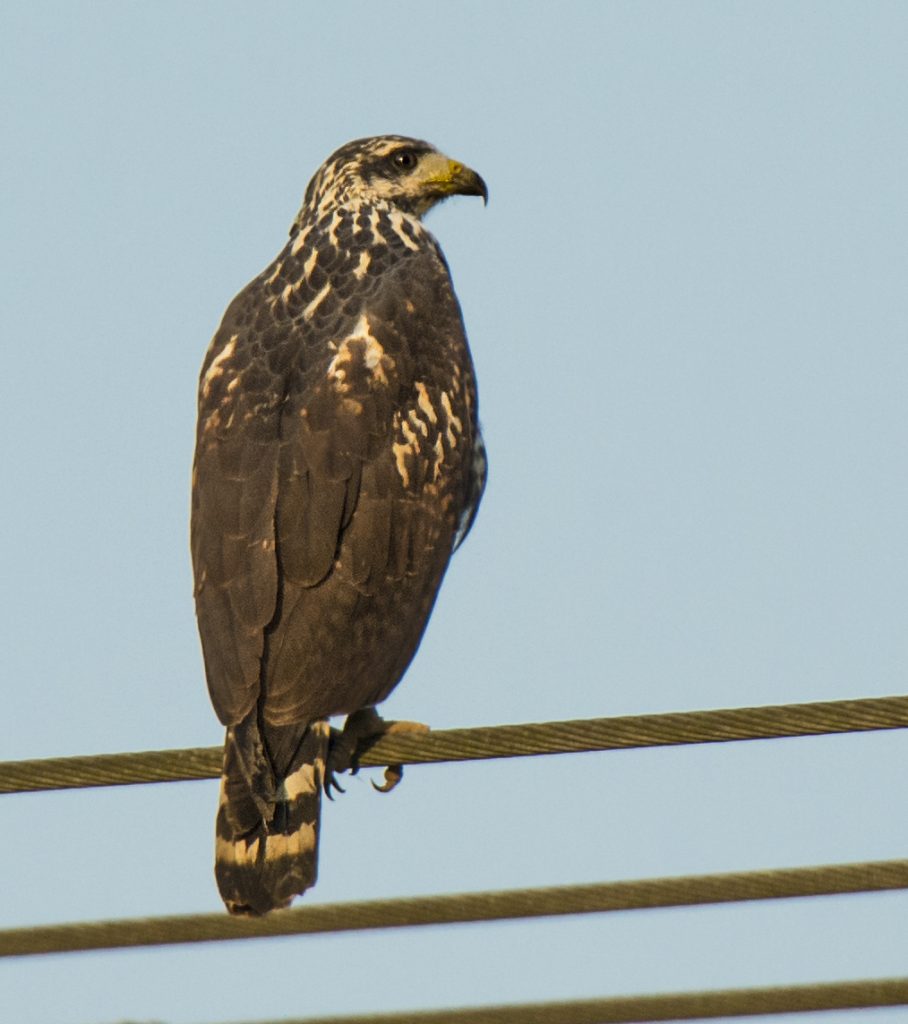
[325,708,429,797]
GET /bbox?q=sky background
[2,2,908,1021]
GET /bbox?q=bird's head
[299,135,488,221]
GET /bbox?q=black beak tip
[456,168,488,206]
[476,173,489,206]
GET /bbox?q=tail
[214,715,331,915]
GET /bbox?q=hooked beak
[447,160,489,205]
[421,152,488,207]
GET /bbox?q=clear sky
[2,2,908,1022]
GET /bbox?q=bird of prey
[191,136,487,915]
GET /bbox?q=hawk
[191,136,487,915]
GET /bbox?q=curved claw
[324,726,356,798]
[324,773,346,801]
[327,710,427,798]
[372,764,403,793]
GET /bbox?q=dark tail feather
[215,716,330,915]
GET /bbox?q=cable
[3,693,908,795]
[179,977,908,1023]
[4,857,908,958]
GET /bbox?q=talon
[324,726,356,797]
[324,773,346,800]
[326,709,429,797]
[372,764,403,793]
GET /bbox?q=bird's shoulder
[199,203,466,411]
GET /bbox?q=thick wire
[190,977,908,1023]
[3,693,908,795]
[4,858,908,958]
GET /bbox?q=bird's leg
[324,707,429,796]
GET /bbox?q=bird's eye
[390,150,418,171]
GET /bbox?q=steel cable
[192,976,908,1023]
[3,857,908,958]
[3,694,908,795]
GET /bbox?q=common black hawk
[191,136,487,915]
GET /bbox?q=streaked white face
[305,136,485,219]
[353,147,469,216]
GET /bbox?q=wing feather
[191,316,282,726]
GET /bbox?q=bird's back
[193,200,480,729]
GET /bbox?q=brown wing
[191,291,285,726]
[259,258,478,726]
[191,283,410,727]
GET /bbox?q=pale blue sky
[2,2,908,1021]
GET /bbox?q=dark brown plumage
[191,136,487,914]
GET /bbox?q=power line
[4,857,907,958]
[177,976,908,1023]
[3,693,908,795]
[7,694,908,1022]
